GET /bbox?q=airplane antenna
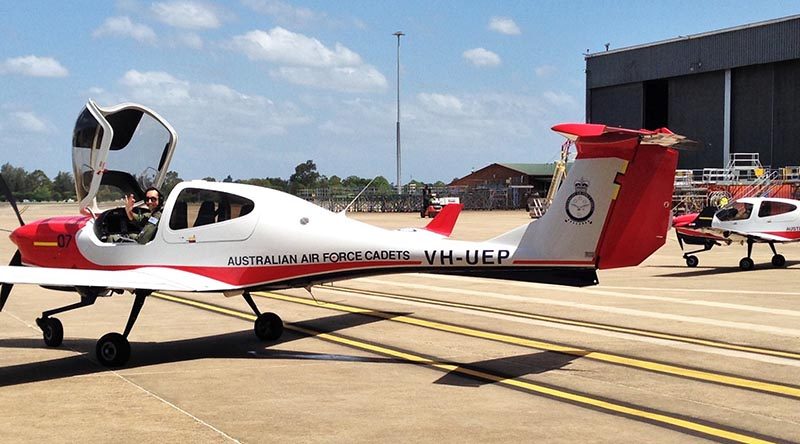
[339,177,377,214]
[304,285,323,305]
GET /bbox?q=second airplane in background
[674,196,800,270]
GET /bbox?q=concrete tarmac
[1,204,799,443]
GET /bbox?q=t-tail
[472,123,683,285]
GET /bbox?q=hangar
[585,14,800,170]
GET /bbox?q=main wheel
[739,257,755,271]
[254,312,283,341]
[772,254,786,267]
[39,317,63,347]
[96,333,131,367]
[685,255,699,268]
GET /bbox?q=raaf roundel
[0,100,686,366]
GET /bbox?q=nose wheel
[685,255,699,268]
[36,317,64,347]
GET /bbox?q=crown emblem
[574,178,590,192]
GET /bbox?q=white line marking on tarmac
[410,274,800,317]
[2,310,240,443]
[358,277,800,337]
[316,287,800,367]
[114,373,241,443]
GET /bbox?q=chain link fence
[295,185,530,212]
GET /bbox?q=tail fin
[494,124,682,270]
[424,203,463,237]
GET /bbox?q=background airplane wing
[0,266,233,292]
[680,226,800,243]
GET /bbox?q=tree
[289,160,321,193]
[162,171,182,196]
[1,163,28,196]
[372,176,393,193]
[52,171,75,201]
[223,175,233,183]
[28,170,52,201]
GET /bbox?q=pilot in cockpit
[110,187,163,244]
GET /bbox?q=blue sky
[1,1,798,184]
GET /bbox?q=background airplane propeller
[0,174,25,311]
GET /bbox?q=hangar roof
[585,14,800,89]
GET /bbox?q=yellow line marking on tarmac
[324,285,800,361]
[153,292,773,444]
[254,291,800,399]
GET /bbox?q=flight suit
[130,209,162,244]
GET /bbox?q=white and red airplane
[0,100,685,366]
[673,196,800,270]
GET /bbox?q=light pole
[394,31,404,195]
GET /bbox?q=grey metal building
[585,15,800,169]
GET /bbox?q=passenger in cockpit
[110,187,163,244]
[127,187,163,244]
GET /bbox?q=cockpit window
[170,188,254,230]
[757,201,797,218]
[716,202,753,221]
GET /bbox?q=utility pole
[394,31,404,195]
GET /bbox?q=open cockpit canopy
[72,100,177,211]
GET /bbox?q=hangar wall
[585,15,800,170]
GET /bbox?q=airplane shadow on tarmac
[0,311,412,388]
[648,260,800,278]
[433,351,583,388]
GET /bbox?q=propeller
[0,251,20,311]
[0,174,25,312]
[0,174,25,226]
[677,232,685,251]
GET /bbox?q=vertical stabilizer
[504,124,680,269]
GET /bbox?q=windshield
[716,202,753,221]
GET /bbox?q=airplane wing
[0,266,233,292]
[677,226,800,244]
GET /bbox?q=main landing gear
[242,292,284,341]
[737,238,784,271]
[683,237,787,270]
[36,288,149,367]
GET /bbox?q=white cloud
[113,69,310,132]
[151,1,221,29]
[232,28,361,67]
[242,0,322,26]
[462,48,501,67]
[173,32,204,49]
[417,93,466,116]
[93,16,157,44]
[535,65,557,78]
[0,55,68,77]
[271,66,386,93]
[231,27,386,93]
[488,16,521,35]
[10,111,50,133]
[543,91,578,107]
